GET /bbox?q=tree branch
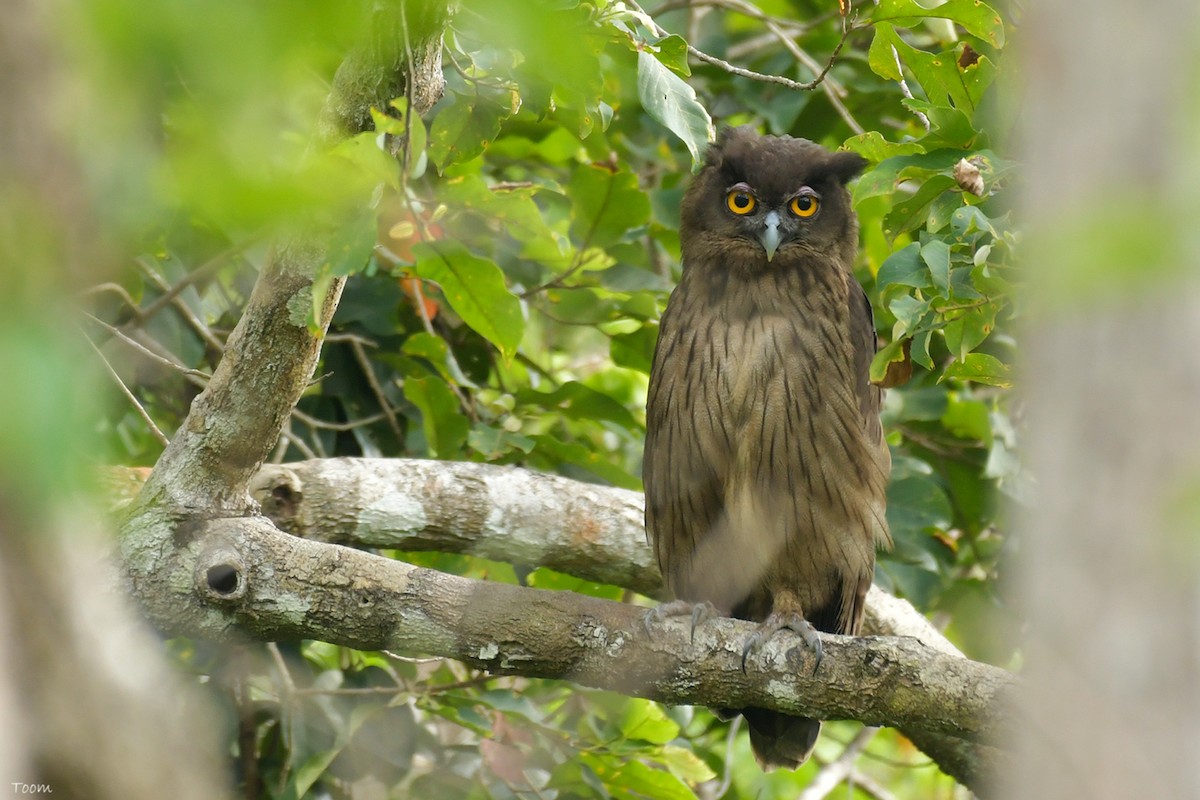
[157,514,1016,748]
[245,457,1011,792]
[118,449,1012,790]
[252,457,660,596]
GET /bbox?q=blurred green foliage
[85,0,1022,796]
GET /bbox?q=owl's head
[680,126,867,272]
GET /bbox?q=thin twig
[269,423,291,464]
[282,426,319,460]
[291,686,407,697]
[82,329,170,447]
[349,337,404,439]
[796,726,881,800]
[891,44,931,131]
[627,0,852,94]
[131,236,260,328]
[325,331,379,348]
[266,642,298,697]
[134,257,226,354]
[851,770,899,800]
[291,407,390,432]
[515,352,561,390]
[712,0,864,132]
[83,313,212,380]
[649,0,830,32]
[382,650,444,665]
[713,714,741,799]
[80,282,142,315]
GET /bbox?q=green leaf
[292,751,340,799]
[874,25,986,117]
[889,294,933,332]
[428,89,515,171]
[907,99,982,149]
[843,131,925,162]
[890,386,949,422]
[567,165,652,249]
[941,397,993,444]
[330,129,402,192]
[942,303,997,359]
[920,239,951,291]
[465,0,604,115]
[530,434,641,490]
[411,241,524,362]
[619,699,680,745]
[324,212,378,277]
[655,34,691,76]
[660,745,717,783]
[517,381,640,431]
[403,375,470,457]
[304,214,376,330]
[883,174,958,238]
[951,205,1000,239]
[402,332,478,388]
[887,474,954,540]
[873,0,1006,48]
[525,567,625,600]
[867,24,904,81]
[374,99,428,178]
[637,50,714,168]
[911,329,934,369]
[854,150,965,204]
[943,352,1012,387]
[609,758,695,800]
[438,175,554,244]
[958,48,998,111]
[610,325,658,374]
[877,560,942,608]
[925,188,964,233]
[948,265,985,300]
[467,424,535,460]
[870,338,906,383]
[877,242,928,289]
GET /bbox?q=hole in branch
[206,564,241,596]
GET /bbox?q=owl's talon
[645,600,718,643]
[740,612,823,676]
[641,607,661,637]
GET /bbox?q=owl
[643,126,891,769]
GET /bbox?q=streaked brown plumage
[644,127,891,769]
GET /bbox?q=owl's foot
[643,600,719,643]
[741,613,823,676]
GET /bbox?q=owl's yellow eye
[790,194,820,218]
[726,190,756,215]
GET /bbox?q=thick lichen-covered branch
[176,515,1016,748]
[246,456,1011,791]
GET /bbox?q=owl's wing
[643,296,727,602]
[848,281,884,442]
[849,279,893,551]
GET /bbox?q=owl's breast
[714,305,856,430]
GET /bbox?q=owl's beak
[759,210,782,262]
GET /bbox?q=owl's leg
[741,592,823,675]
[643,600,719,643]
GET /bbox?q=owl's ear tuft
[706,125,756,170]
[827,151,868,185]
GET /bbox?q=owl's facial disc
[759,210,783,262]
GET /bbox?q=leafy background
[84,0,1022,797]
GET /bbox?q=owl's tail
[742,708,821,770]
